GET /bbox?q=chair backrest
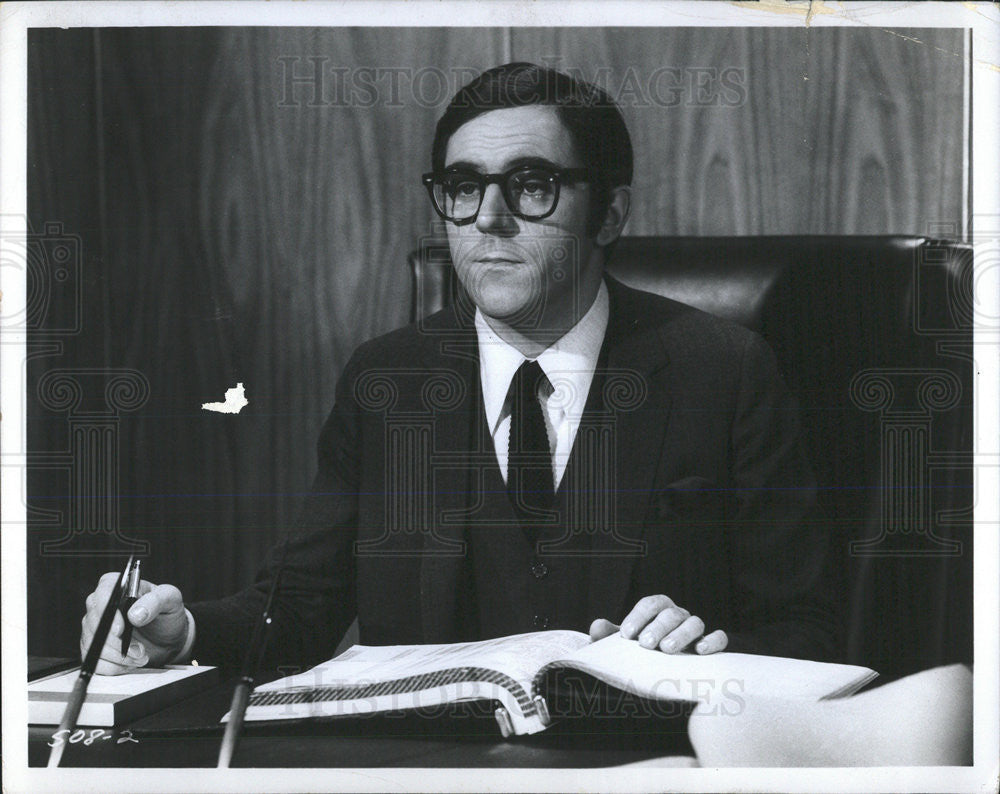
[409,236,973,678]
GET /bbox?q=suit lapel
[585,278,674,624]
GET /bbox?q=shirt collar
[475,280,610,435]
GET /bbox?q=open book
[228,631,877,737]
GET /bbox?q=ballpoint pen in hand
[119,559,142,657]
[48,555,133,768]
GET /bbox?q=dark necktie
[506,359,555,527]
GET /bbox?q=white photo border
[2,2,997,792]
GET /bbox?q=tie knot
[511,359,548,402]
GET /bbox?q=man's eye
[512,173,553,195]
[449,180,479,197]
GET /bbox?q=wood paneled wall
[26,27,965,656]
[510,27,965,235]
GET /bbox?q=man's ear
[594,185,631,248]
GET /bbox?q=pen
[48,555,133,768]
[119,559,141,657]
[217,538,289,768]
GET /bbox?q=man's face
[443,105,601,331]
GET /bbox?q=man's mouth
[477,255,524,264]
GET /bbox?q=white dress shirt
[474,280,610,490]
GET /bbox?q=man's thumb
[127,604,152,625]
[588,618,619,641]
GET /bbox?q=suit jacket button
[531,562,548,579]
[533,615,549,629]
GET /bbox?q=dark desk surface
[29,674,699,768]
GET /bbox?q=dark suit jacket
[189,278,841,669]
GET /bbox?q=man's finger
[93,658,132,676]
[127,583,183,627]
[588,618,620,641]
[81,605,125,641]
[695,629,729,655]
[82,631,149,675]
[83,569,131,630]
[619,595,675,638]
[85,571,126,615]
[97,570,122,587]
[93,642,148,677]
[637,606,690,648]
[92,571,123,601]
[658,615,705,653]
[81,620,141,660]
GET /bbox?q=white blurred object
[688,663,972,766]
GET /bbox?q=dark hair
[431,62,633,235]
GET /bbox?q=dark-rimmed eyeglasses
[422,165,593,225]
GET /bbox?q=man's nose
[475,183,518,235]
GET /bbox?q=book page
[547,635,877,708]
[240,630,590,732]
[254,629,590,695]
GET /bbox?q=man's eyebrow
[441,156,569,172]
[505,156,565,170]
[442,159,483,172]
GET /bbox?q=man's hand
[590,594,728,655]
[80,572,189,675]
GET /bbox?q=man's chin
[454,262,550,324]
[471,290,544,326]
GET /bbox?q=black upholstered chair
[409,236,974,679]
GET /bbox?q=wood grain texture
[182,27,506,593]
[27,27,965,658]
[512,27,965,235]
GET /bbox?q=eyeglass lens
[432,168,558,221]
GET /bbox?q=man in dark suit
[82,63,839,674]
